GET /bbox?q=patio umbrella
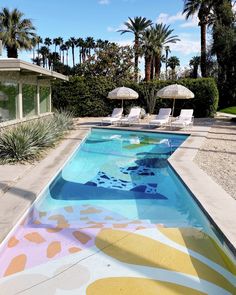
[107,87,139,108]
[157,84,194,115]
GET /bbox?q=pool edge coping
[168,132,236,256]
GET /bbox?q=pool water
[0,128,235,295]
[40,129,208,229]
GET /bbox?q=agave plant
[0,112,74,163]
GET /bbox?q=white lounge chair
[101,108,123,125]
[171,109,194,129]
[117,107,141,126]
[149,108,171,127]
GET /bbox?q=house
[0,59,68,127]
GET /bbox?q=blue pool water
[36,128,213,233]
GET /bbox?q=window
[0,81,18,122]
[22,84,37,117]
[40,86,50,113]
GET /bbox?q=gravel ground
[194,117,236,200]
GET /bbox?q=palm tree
[48,52,60,70]
[183,0,213,77]
[68,37,77,67]
[38,46,49,68]
[118,16,152,81]
[165,46,171,79]
[31,37,37,63]
[85,37,95,58]
[189,56,201,78]
[152,24,179,79]
[44,37,52,50]
[65,41,71,66]
[60,44,67,64]
[96,38,104,49]
[35,35,43,64]
[76,38,85,63]
[141,29,156,81]
[53,37,62,53]
[0,7,36,58]
[57,37,63,61]
[167,56,180,80]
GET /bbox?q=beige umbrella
[157,84,194,115]
[108,87,139,108]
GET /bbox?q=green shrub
[53,76,117,117]
[179,78,219,117]
[52,77,219,118]
[0,112,73,163]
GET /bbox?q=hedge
[52,77,219,118]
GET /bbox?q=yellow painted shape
[86,277,206,295]
[96,229,235,294]
[159,227,236,275]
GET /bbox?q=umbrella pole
[122,99,123,108]
[172,98,176,116]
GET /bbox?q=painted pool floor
[0,204,235,295]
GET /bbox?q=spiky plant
[0,112,73,163]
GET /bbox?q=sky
[0,0,201,72]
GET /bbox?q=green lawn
[219,106,236,115]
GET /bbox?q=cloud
[156,12,185,24]
[156,11,198,28]
[98,0,110,5]
[107,23,126,32]
[113,39,133,46]
[169,33,200,55]
[180,14,198,28]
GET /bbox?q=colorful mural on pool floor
[0,203,235,294]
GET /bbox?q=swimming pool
[0,128,235,294]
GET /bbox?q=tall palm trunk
[171,68,175,80]
[7,46,18,58]
[165,51,169,79]
[200,23,207,77]
[32,48,35,62]
[79,49,82,64]
[37,43,40,65]
[134,36,139,81]
[42,55,46,67]
[62,51,65,64]
[82,48,86,63]
[145,55,152,81]
[193,65,198,78]
[155,53,161,79]
[72,45,75,67]
[150,57,154,80]
[66,49,69,66]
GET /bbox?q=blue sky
[0,0,201,70]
